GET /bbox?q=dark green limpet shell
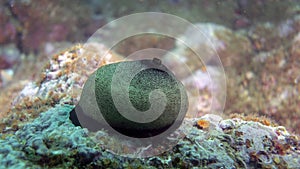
[70,58,188,138]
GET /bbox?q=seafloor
[0,0,300,168]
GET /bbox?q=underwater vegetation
[0,40,298,168]
[0,0,300,168]
[0,104,299,168]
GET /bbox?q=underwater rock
[0,44,122,132]
[222,14,300,135]
[225,16,300,134]
[0,104,299,168]
[161,23,250,116]
[248,14,300,53]
[1,8,300,167]
[7,0,99,53]
[249,23,290,52]
[0,44,20,70]
[114,34,175,57]
[162,22,251,73]
[162,23,251,111]
[0,44,21,89]
[235,0,292,24]
[0,5,17,45]
[0,46,298,167]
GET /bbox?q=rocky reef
[0,104,299,168]
[1,0,300,168]
[0,37,299,168]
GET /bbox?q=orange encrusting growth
[196,119,210,129]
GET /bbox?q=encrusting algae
[1,1,300,166]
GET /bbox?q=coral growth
[0,44,121,134]
[0,105,299,168]
[1,1,300,168]
[225,15,300,134]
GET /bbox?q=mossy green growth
[94,59,188,138]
